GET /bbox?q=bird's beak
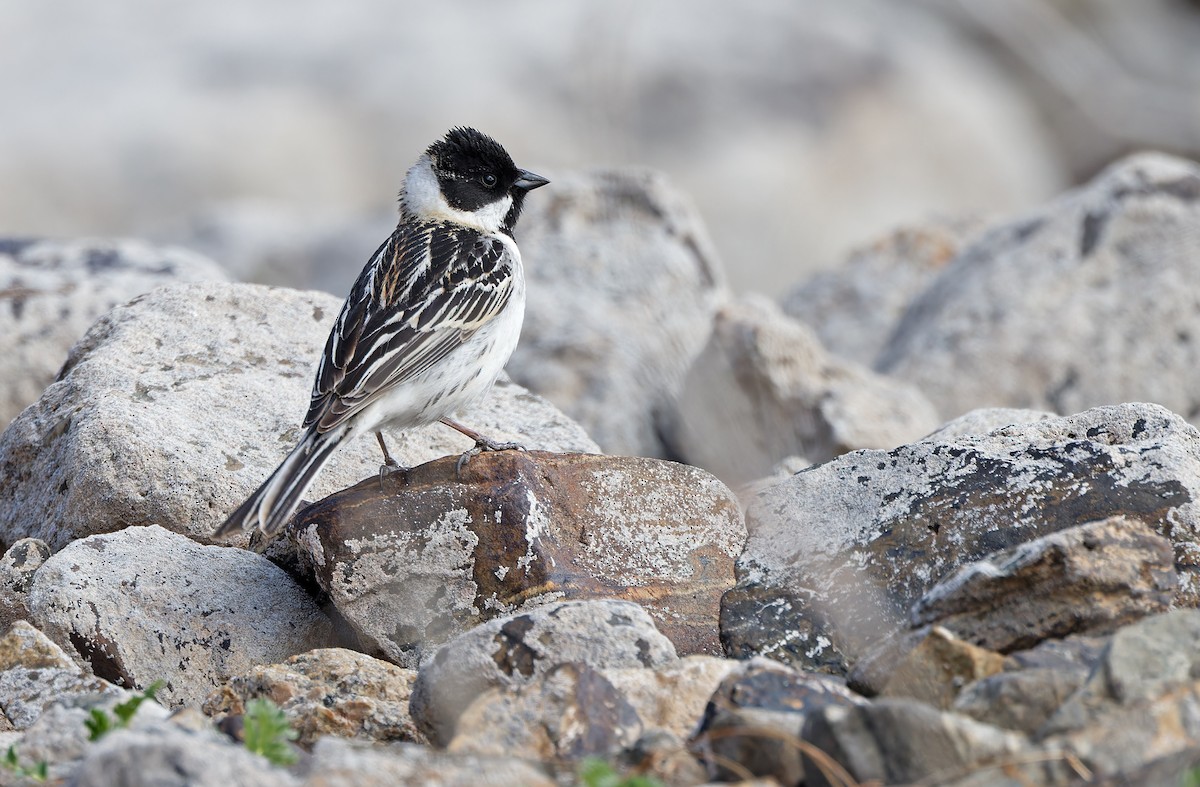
[514,169,550,191]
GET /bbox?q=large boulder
[878,153,1200,425]
[723,403,1200,673]
[0,281,597,551]
[0,238,227,425]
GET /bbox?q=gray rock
[0,238,227,425]
[879,153,1200,425]
[783,217,988,367]
[294,451,743,667]
[662,294,940,485]
[0,540,51,631]
[28,525,335,707]
[954,668,1088,737]
[801,699,1028,787]
[691,657,865,785]
[912,515,1177,652]
[1043,609,1200,737]
[722,403,1200,673]
[921,407,1058,441]
[508,168,727,458]
[0,621,127,730]
[67,722,292,787]
[409,599,677,746]
[0,281,596,551]
[303,737,554,787]
[447,662,643,762]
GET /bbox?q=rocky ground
[2,151,1200,785]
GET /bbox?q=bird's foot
[455,436,526,476]
[378,457,409,489]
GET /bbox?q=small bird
[215,127,549,537]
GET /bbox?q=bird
[214,126,549,538]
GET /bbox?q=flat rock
[722,403,1200,673]
[879,153,1200,425]
[408,599,677,747]
[662,294,940,485]
[507,168,727,457]
[0,281,596,550]
[203,648,422,748]
[0,237,227,425]
[293,450,744,666]
[27,525,335,707]
[912,515,1177,652]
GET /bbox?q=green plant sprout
[2,745,48,782]
[241,698,298,767]
[85,680,165,741]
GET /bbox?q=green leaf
[3,746,17,768]
[113,680,165,725]
[85,708,114,741]
[242,698,298,767]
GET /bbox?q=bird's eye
[481,173,498,188]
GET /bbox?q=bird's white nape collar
[402,154,512,234]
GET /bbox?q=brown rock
[912,516,1177,653]
[878,627,1010,710]
[202,648,423,748]
[293,450,745,666]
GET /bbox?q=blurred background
[2,0,1199,295]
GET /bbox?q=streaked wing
[304,221,514,434]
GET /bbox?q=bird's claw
[455,438,525,476]
[378,458,404,489]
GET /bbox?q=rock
[0,538,50,630]
[877,627,1010,710]
[304,737,554,787]
[293,450,743,666]
[508,168,727,458]
[0,281,596,550]
[0,238,227,425]
[722,403,1200,673]
[68,721,293,787]
[1042,609,1200,737]
[921,407,1058,441]
[800,699,1028,787]
[0,621,128,730]
[448,662,643,762]
[1089,746,1200,787]
[409,599,677,746]
[203,648,422,748]
[953,668,1088,737]
[912,516,1177,652]
[603,655,739,742]
[691,657,865,785]
[879,153,1200,426]
[662,295,940,486]
[27,525,335,707]
[783,217,986,367]
[451,654,735,768]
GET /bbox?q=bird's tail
[213,428,342,538]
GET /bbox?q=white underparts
[402,155,512,234]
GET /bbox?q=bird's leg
[375,431,405,488]
[440,417,525,475]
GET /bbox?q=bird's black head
[426,127,549,233]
